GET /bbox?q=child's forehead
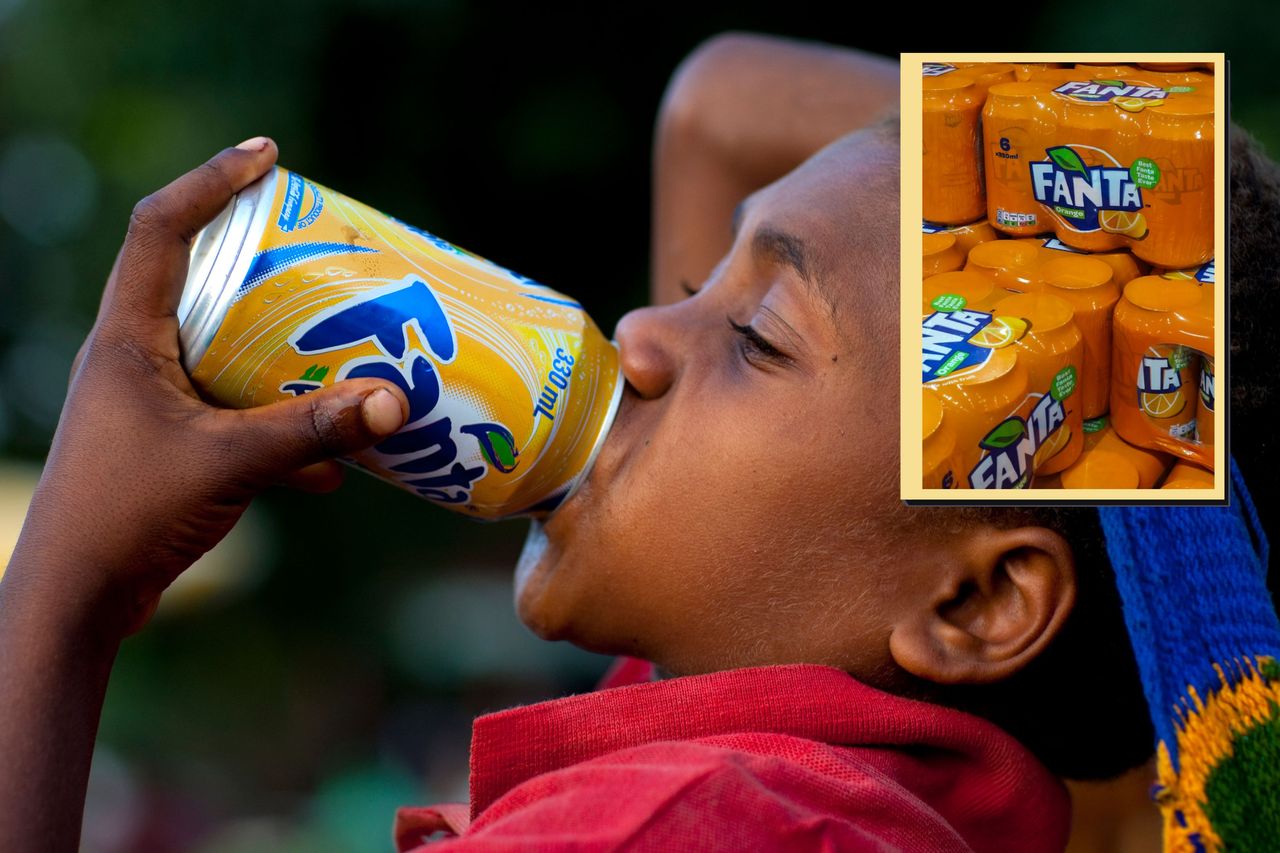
[754,134,899,324]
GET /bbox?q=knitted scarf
[1100,457,1279,852]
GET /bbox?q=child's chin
[512,521,572,641]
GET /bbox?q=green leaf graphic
[1084,416,1108,433]
[1093,79,1125,88]
[460,423,520,473]
[1168,85,1194,93]
[1048,146,1088,175]
[981,419,1025,450]
[491,431,516,469]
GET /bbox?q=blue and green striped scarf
[1100,457,1278,852]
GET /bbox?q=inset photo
[901,55,1224,501]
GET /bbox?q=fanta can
[991,292,1085,476]
[1155,258,1215,285]
[922,271,997,317]
[983,82,1056,235]
[1023,236,1144,287]
[924,332,1030,489]
[1026,67,1088,87]
[1012,63,1068,81]
[1041,92,1144,253]
[923,218,998,256]
[922,388,961,489]
[1161,460,1215,489]
[1041,254,1119,419]
[965,240,1043,293]
[923,231,965,279]
[1060,450,1140,489]
[923,73,985,225]
[1192,274,1214,452]
[1196,355,1215,447]
[1056,66,1213,89]
[1117,66,1213,86]
[1137,95,1214,269]
[1110,276,1211,465]
[1061,415,1172,489]
[1014,74,1215,268]
[178,167,622,519]
[951,63,1017,92]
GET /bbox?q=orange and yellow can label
[185,167,621,519]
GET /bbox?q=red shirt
[394,660,1070,852]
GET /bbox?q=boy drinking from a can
[1,36,1276,851]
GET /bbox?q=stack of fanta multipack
[920,62,1216,490]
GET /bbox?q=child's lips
[592,383,639,480]
[552,382,638,519]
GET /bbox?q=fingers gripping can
[178,167,623,520]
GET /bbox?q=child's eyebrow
[750,224,838,323]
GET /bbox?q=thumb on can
[216,379,409,484]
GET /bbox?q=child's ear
[887,527,1077,685]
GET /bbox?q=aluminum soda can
[178,166,622,519]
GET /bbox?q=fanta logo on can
[1138,355,1182,395]
[1196,260,1215,283]
[1200,364,1215,411]
[922,63,957,77]
[1030,145,1142,230]
[922,220,945,233]
[285,275,517,505]
[1053,80,1168,103]
[922,310,995,382]
[277,172,324,232]
[969,393,1066,488]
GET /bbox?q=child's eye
[727,317,792,366]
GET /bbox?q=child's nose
[613,304,681,399]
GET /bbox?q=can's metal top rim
[178,168,279,371]
[550,347,623,517]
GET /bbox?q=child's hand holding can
[7,138,410,638]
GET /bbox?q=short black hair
[929,124,1280,781]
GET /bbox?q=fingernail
[361,388,405,436]
[235,136,271,152]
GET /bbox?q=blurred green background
[0,1,1273,851]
